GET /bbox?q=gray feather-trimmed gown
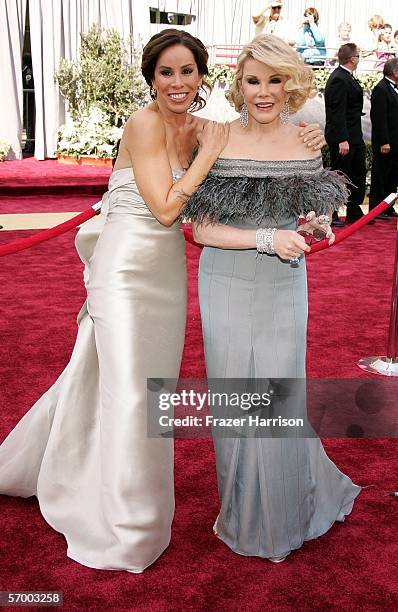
[183,157,361,560]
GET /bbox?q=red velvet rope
[182,197,394,255]
[308,197,392,255]
[0,207,98,257]
[0,196,394,258]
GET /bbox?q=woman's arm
[193,222,310,259]
[124,111,229,226]
[310,23,325,46]
[295,28,306,54]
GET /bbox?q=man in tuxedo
[324,43,367,226]
[369,58,398,219]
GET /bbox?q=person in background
[329,22,352,65]
[252,1,295,45]
[360,14,385,70]
[394,30,398,57]
[295,7,326,66]
[375,24,395,71]
[369,58,398,220]
[324,43,367,226]
[336,21,352,44]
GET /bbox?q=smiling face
[239,58,288,127]
[151,44,202,113]
[382,26,392,43]
[339,24,351,41]
[270,6,281,21]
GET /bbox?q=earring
[150,86,157,100]
[280,100,290,125]
[240,103,249,128]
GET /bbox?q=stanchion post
[387,219,398,359]
[358,214,398,376]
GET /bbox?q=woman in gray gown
[185,34,361,563]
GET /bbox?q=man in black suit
[324,43,367,226]
[369,58,398,219]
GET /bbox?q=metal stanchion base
[357,356,398,377]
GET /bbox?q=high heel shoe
[269,556,287,563]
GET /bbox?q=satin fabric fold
[0,168,187,572]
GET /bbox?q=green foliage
[313,68,382,93]
[356,71,383,93]
[312,68,329,92]
[55,25,147,126]
[0,139,11,161]
[207,64,235,86]
[56,106,123,159]
[208,64,383,94]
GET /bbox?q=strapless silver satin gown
[0,168,187,572]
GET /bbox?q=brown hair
[304,7,320,24]
[141,29,211,111]
[227,34,316,115]
[384,58,398,76]
[337,43,358,65]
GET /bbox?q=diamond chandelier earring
[240,102,249,128]
[279,100,290,125]
[150,86,157,100]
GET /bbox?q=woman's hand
[197,121,230,159]
[298,211,335,245]
[273,229,311,260]
[298,121,325,150]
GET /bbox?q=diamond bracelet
[256,227,277,255]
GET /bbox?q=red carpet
[0,218,397,610]
[0,159,110,196]
[0,194,100,214]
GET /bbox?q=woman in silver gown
[0,29,230,573]
[186,35,361,563]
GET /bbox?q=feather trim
[181,168,350,225]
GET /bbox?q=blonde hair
[227,35,316,115]
[368,15,384,30]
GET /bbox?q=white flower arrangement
[0,139,11,161]
[56,106,124,159]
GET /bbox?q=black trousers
[369,149,398,211]
[329,142,367,219]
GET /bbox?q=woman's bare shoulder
[126,106,164,132]
[122,106,166,148]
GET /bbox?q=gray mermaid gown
[183,157,361,560]
[0,167,186,572]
